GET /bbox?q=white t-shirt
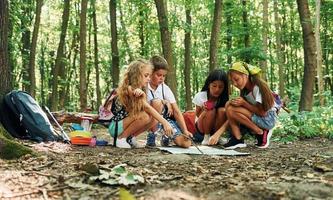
[147,82,176,104]
[192,91,208,107]
[244,85,277,109]
[244,85,262,105]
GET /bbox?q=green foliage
[274,106,333,142]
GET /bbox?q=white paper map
[158,146,250,156]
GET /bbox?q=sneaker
[259,129,273,149]
[116,137,131,148]
[201,134,210,145]
[127,136,139,148]
[146,132,156,147]
[223,137,247,150]
[255,133,263,146]
[160,134,171,147]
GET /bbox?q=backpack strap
[113,120,118,147]
[162,83,165,100]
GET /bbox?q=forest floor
[1,128,333,200]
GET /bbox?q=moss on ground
[0,126,34,159]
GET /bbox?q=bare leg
[149,99,164,132]
[227,105,262,140]
[197,109,216,135]
[215,107,227,131]
[119,112,151,138]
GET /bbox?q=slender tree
[242,0,250,49]
[110,0,120,88]
[274,0,285,97]
[297,0,317,111]
[21,2,32,92]
[91,0,101,107]
[80,0,88,111]
[184,1,192,110]
[261,0,268,79]
[51,0,70,111]
[209,0,223,71]
[154,0,177,96]
[315,0,324,105]
[28,0,43,97]
[225,0,233,65]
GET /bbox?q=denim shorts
[165,118,182,140]
[108,120,124,138]
[252,109,277,130]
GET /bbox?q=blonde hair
[117,59,152,117]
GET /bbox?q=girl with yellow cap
[224,61,278,149]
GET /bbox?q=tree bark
[274,0,285,97]
[80,0,88,111]
[138,1,147,57]
[51,0,70,111]
[242,0,250,50]
[0,1,33,159]
[109,0,120,88]
[297,0,317,111]
[315,0,324,105]
[154,0,177,97]
[209,0,222,71]
[184,2,192,111]
[225,0,232,65]
[21,3,32,92]
[118,0,134,62]
[28,0,43,97]
[91,0,101,108]
[261,0,268,80]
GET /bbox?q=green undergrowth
[274,105,333,143]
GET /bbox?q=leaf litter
[0,130,333,199]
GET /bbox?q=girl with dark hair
[192,69,229,145]
[224,61,277,149]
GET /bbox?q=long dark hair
[201,69,229,107]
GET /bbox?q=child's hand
[165,101,173,117]
[203,100,215,110]
[184,130,193,138]
[208,134,219,145]
[230,97,245,107]
[162,122,174,137]
[133,88,145,97]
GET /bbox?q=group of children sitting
[105,56,278,150]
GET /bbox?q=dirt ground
[1,129,333,200]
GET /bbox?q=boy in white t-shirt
[146,56,192,148]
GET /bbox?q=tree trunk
[0,1,33,159]
[297,0,317,111]
[51,0,70,111]
[154,0,177,97]
[119,0,134,62]
[184,2,192,111]
[274,0,285,97]
[315,0,324,105]
[91,0,101,108]
[225,0,232,65]
[138,1,147,57]
[20,2,33,91]
[109,0,120,88]
[242,0,250,50]
[209,0,222,71]
[28,0,43,97]
[80,0,88,111]
[260,0,268,80]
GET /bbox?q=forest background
[0,0,333,143]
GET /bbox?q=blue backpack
[0,91,62,142]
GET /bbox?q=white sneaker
[201,134,210,145]
[116,137,131,148]
[127,136,139,148]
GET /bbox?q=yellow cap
[230,62,261,75]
